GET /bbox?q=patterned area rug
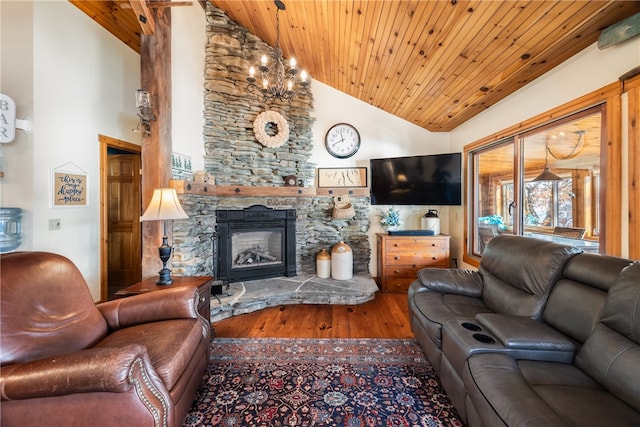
[184,338,462,426]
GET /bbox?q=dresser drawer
[385,238,447,253]
[381,277,415,293]
[385,265,423,279]
[384,250,447,265]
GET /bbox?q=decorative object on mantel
[245,0,310,103]
[253,110,290,148]
[133,89,156,136]
[317,167,367,188]
[332,194,355,219]
[171,152,193,180]
[316,248,331,279]
[193,170,214,185]
[331,241,353,280]
[140,188,189,285]
[284,174,297,187]
[380,206,403,231]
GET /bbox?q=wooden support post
[140,2,172,280]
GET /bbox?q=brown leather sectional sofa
[0,251,210,427]
[409,235,640,426]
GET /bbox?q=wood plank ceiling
[71,1,640,132]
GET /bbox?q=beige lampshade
[140,188,188,221]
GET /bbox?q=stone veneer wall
[202,4,315,186]
[171,4,371,278]
[172,194,371,277]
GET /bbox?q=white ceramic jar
[316,248,331,279]
[331,241,353,280]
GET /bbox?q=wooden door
[107,153,141,295]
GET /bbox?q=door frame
[99,134,142,302]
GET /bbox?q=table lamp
[140,188,189,285]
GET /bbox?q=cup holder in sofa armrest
[461,322,482,331]
[472,333,496,344]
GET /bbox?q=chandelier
[533,130,586,182]
[246,0,310,103]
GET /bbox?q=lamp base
[157,236,173,285]
[157,268,173,285]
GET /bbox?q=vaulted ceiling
[71,1,640,132]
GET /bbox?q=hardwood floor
[212,292,414,339]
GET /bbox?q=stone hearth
[209,274,378,323]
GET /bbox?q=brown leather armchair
[0,251,210,427]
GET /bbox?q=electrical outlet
[49,218,61,230]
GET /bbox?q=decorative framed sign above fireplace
[215,205,297,283]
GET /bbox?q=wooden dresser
[376,233,451,292]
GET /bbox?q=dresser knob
[432,257,437,260]
[394,256,400,260]
[394,243,400,247]
[431,243,436,246]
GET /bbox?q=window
[473,140,514,254]
[468,106,604,257]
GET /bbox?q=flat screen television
[370,152,462,205]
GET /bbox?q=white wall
[172,4,206,173]
[450,38,640,265]
[1,0,34,253]
[1,1,140,300]
[311,80,452,272]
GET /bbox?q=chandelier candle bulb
[290,58,296,69]
[249,67,255,78]
[261,55,268,66]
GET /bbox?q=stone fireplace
[167,5,372,281]
[215,205,296,283]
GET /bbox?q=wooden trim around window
[463,82,623,266]
[624,74,640,259]
[604,90,621,256]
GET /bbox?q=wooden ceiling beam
[119,1,194,9]
[129,0,156,35]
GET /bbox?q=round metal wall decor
[253,110,290,148]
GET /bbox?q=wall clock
[325,123,361,158]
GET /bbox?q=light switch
[49,218,61,230]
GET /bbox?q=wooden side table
[115,276,213,323]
